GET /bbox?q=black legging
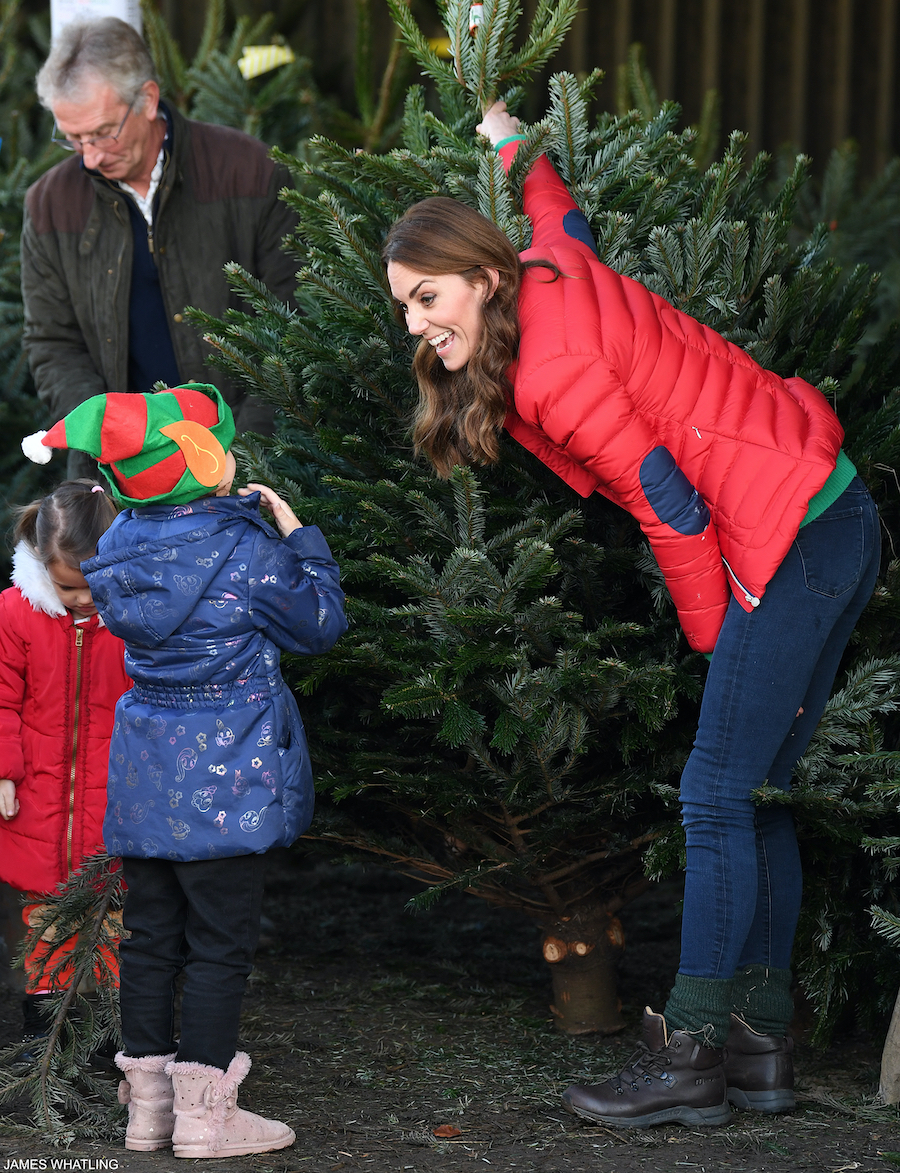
[119,853,266,1069]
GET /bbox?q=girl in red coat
[384,102,880,1128]
[0,479,130,1046]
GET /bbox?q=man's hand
[238,484,303,537]
[0,779,19,820]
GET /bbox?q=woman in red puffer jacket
[0,479,130,1045]
[383,101,880,1130]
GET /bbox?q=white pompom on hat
[19,385,236,507]
[20,430,52,464]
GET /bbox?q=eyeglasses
[51,100,135,153]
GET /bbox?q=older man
[22,18,297,471]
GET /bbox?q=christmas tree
[0,0,352,1138]
[798,139,900,354]
[0,1,61,561]
[0,0,412,586]
[6,5,900,1141]
[0,855,123,1140]
[140,0,325,151]
[190,0,900,1039]
[140,0,414,153]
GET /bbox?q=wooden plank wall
[551,0,898,177]
[162,0,899,178]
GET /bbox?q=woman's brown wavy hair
[383,197,525,477]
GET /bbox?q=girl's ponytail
[12,500,41,551]
[11,479,118,566]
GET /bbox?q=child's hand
[238,484,303,537]
[476,100,522,146]
[0,779,19,820]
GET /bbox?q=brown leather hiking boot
[724,1013,795,1113]
[562,1008,731,1128]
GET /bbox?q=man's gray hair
[36,17,158,111]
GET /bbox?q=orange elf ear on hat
[21,384,236,507]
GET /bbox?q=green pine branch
[0,855,124,1140]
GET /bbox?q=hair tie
[91,484,105,493]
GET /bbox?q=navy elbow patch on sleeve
[640,446,710,535]
[563,208,598,256]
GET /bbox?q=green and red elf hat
[21,384,236,507]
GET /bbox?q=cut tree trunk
[879,986,900,1103]
[539,907,626,1034]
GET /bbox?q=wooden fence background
[160,0,899,178]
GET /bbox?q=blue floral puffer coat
[82,493,347,862]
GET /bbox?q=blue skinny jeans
[678,477,880,979]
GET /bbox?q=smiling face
[51,76,163,191]
[47,558,97,619]
[387,261,498,372]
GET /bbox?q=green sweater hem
[798,449,857,527]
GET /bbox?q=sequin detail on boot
[115,1052,177,1151]
[725,1013,795,1113]
[166,1052,295,1158]
[562,1008,732,1128]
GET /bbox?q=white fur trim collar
[12,541,69,618]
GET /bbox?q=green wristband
[494,134,527,151]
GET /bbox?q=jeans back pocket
[794,503,865,597]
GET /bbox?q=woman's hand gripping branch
[476,100,522,147]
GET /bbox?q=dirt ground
[1,850,899,1172]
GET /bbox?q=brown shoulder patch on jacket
[186,120,276,204]
[25,158,95,235]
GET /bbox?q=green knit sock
[663,973,734,1048]
[732,964,793,1036]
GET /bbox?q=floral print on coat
[83,492,347,862]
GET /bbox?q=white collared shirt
[119,145,165,226]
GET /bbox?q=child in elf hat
[22,383,347,1159]
[0,480,129,1054]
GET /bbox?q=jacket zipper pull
[722,556,761,608]
[147,226,155,256]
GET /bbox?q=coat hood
[83,490,346,862]
[83,492,273,646]
[11,541,67,618]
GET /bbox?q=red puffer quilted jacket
[500,144,844,652]
[0,543,130,893]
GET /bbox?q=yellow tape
[238,45,296,80]
[427,37,452,58]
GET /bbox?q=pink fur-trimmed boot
[166,1052,295,1159]
[115,1052,177,1151]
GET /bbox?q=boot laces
[611,1038,679,1092]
